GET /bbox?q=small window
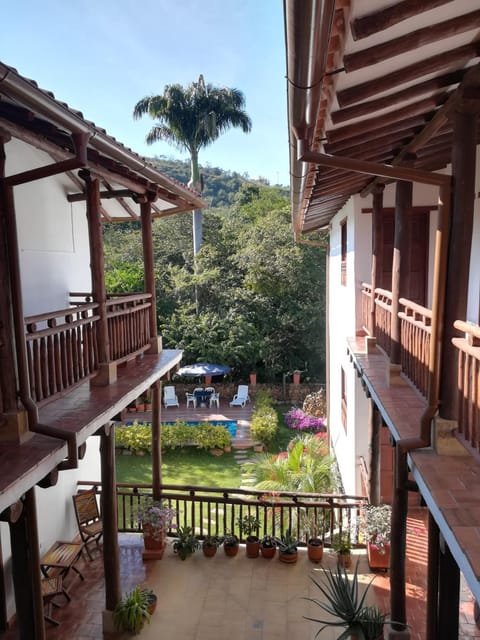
[340,219,347,286]
[341,367,347,432]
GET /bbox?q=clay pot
[367,542,390,571]
[202,544,218,558]
[307,538,324,563]
[336,551,352,568]
[246,538,260,558]
[260,545,276,559]
[279,551,298,564]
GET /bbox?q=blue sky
[1,0,290,186]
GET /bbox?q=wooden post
[368,402,381,505]
[8,489,45,640]
[390,180,412,367]
[151,381,162,501]
[389,449,409,632]
[438,536,460,639]
[369,185,384,338]
[100,425,121,612]
[0,140,19,413]
[140,199,161,354]
[440,105,477,418]
[426,512,440,640]
[84,172,116,385]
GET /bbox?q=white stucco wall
[5,138,91,315]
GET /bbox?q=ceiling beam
[346,11,480,72]
[337,41,480,108]
[351,0,453,41]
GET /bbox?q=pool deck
[126,398,255,449]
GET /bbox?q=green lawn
[116,447,242,488]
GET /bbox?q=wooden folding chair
[41,576,69,625]
[72,489,103,560]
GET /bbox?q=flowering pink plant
[361,504,392,553]
[284,408,326,432]
[136,498,176,540]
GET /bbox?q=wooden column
[140,199,161,354]
[83,172,116,385]
[151,381,162,500]
[368,402,381,505]
[440,105,477,418]
[9,490,45,640]
[390,181,412,366]
[426,512,440,640]
[438,536,460,640]
[0,140,19,414]
[100,425,121,612]
[370,186,384,337]
[389,450,409,631]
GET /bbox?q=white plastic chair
[205,386,215,394]
[209,392,220,408]
[229,385,250,407]
[186,393,197,408]
[163,386,179,408]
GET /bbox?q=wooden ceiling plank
[331,70,465,124]
[337,41,480,108]
[326,114,427,153]
[328,93,449,143]
[346,11,480,72]
[351,0,454,41]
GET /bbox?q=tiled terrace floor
[2,508,478,639]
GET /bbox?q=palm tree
[133,75,252,257]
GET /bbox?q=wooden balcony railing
[361,282,372,335]
[81,482,367,547]
[374,288,393,356]
[452,320,480,455]
[25,304,100,404]
[70,292,152,364]
[105,294,152,363]
[399,298,432,398]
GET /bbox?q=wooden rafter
[337,41,480,108]
[346,10,480,72]
[351,0,454,41]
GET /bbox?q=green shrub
[250,408,278,446]
[254,390,274,408]
[115,421,231,453]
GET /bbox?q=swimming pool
[125,420,238,437]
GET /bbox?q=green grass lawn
[116,447,242,488]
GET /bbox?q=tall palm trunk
[188,150,203,313]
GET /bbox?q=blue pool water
[125,420,238,437]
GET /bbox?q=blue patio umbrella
[175,362,231,377]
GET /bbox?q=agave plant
[303,561,383,639]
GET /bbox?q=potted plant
[302,562,397,639]
[113,585,156,635]
[202,535,223,557]
[236,514,261,558]
[332,531,352,568]
[223,531,240,557]
[135,498,176,560]
[275,530,298,564]
[303,511,326,563]
[259,534,277,559]
[172,525,200,560]
[361,504,392,570]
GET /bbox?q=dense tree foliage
[103,162,326,382]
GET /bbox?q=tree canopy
[103,163,326,382]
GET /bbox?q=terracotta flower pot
[336,551,352,568]
[246,538,260,558]
[307,538,324,563]
[202,545,217,558]
[367,542,390,570]
[279,551,298,564]
[224,544,239,557]
[142,524,166,560]
[260,545,276,559]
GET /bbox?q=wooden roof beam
[67,189,134,202]
[346,10,480,72]
[327,93,450,144]
[351,0,454,41]
[331,70,465,124]
[338,41,480,108]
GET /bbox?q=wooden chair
[41,576,69,625]
[72,489,103,560]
